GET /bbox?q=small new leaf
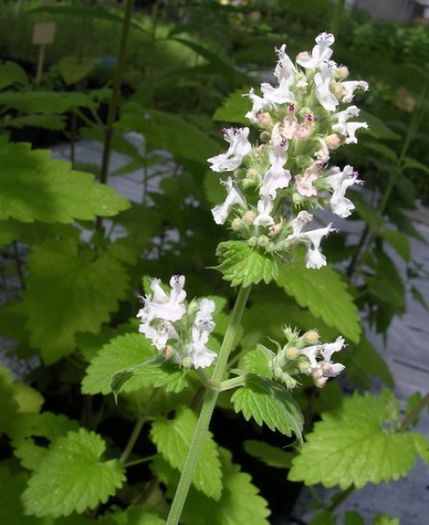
[216,241,279,287]
[22,429,125,518]
[231,376,303,440]
[289,393,425,489]
[150,406,222,499]
[243,440,293,469]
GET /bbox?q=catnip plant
[124,32,369,525]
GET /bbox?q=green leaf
[402,156,429,175]
[153,448,270,525]
[9,412,79,470]
[359,111,400,140]
[0,467,39,525]
[342,337,394,389]
[58,56,95,85]
[231,376,303,439]
[0,140,129,223]
[216,241,279,287]
[239,346,274,379]
[106,505,165,525]
[310,511,336,525]
[151,406,222,499]
[289,393,424,489]
[82,333,189,395]
[213,90,251,125]
[82,333,154,395]
[118,108,218,162]
[0,61,28,88]
[380,229,410,261]
[23,240,129,363]
[22,429,125,518]
[360,140,398,162]
[243,440,293,468]
[344,511,364,525]
[0,91,96,114]
[373,515,400,525]
[276,256,361,343]
[1,114,66,131]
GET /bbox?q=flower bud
[314,375,328,389]
[257,235,270,248]
[231,218,243,231]
[257,112,273,128]
[336,65,349,80]
[296,51,310,62]
[181,357,193,368]
[285,346,300,360]
[303,330,319,345]
[163,345,175,360]
[331,82,345,99]
[268,221,283,237]
[325,133,341,150]
[242,210,256,225]
[298,360,311,374]
[248,236,258,247]
[296,155,312,168]
[292,192,305,205]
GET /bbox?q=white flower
[139,321,178,351]
[208,127,251,172]
[320,336,345,377]
[188,298,217,368]
[296,32,335,69]
[260,129,291,198]
[300,345,319,369]
[289,210,313,235]
[245,88,267,123]
[315,61,339,112]
[211,176,246,225]
[287,224,333,269]
[332,106,368,144]
[138,275,187,323]
[254,196,275,227]
[274,44,296,83]
[261,76,295,105]
[341,80,369,103]
[324,165,361,217]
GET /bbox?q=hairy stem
[166,285,251,525]
[96,0,135,231]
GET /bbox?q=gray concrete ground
[1,138,428,524]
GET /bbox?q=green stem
[125,454,158,468]
[166,285,251,525]
[219,374,248,391]
[96,0,135,231]
[119,414,146,464]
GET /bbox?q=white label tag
[32,22,56,45]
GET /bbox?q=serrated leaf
[151,406,222,499]
[216,241,279,287]
[231,376,303,440]
[152,448,270,525]
[239,346,274,379]
[276,256,361,343]
[0,140,129,223]
[22,429,125,518]
[289,393,424,489]
[23,240,129,363]
[118,108,218,162]
[82,333,154,395]
[213,90,251,125]
[10,412,80,470]
[0,91,96,114]
[243,440,293,468]
[82,333,189,395]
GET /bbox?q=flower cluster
[268,327,346,389]
[137,275,217,369]
[208,33,368,269]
